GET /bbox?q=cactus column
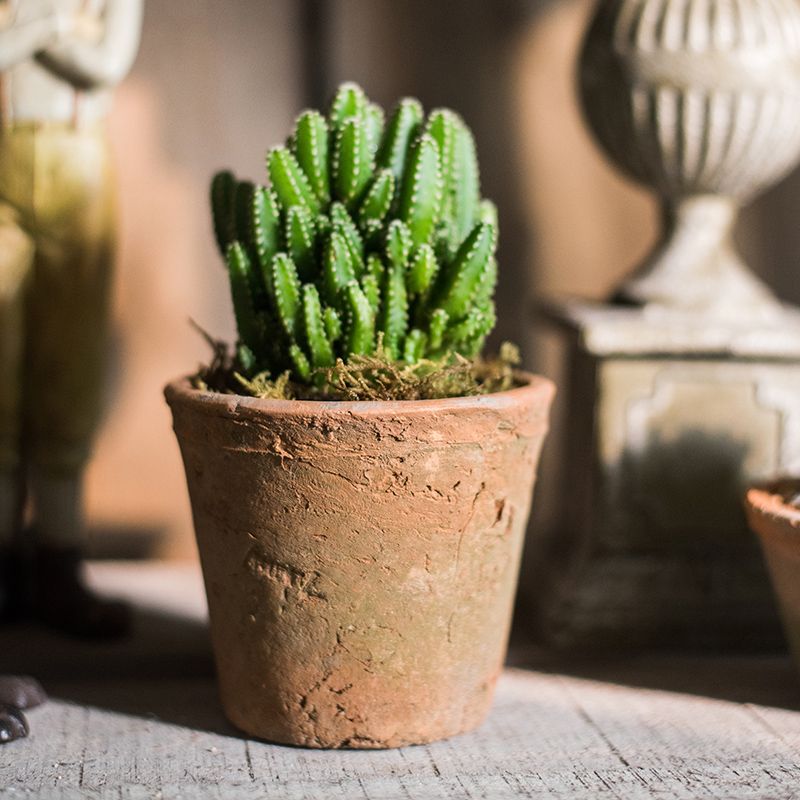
[527,0,800,648]
[211,83,500,390]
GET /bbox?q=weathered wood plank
[3,563,800,799]
[555,673,800,799]
[2,670,800,799]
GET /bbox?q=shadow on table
[1,607,214,683]
[6,602,800,741]
[1,605,244,738]
[506,621,800,712]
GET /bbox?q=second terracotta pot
[744,479,800,674]
[166,373,554,749]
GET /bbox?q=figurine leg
[29,470,130,639]
[0,466,27,622]
[0,203,34,622]
[20,127,130,639]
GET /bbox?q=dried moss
[192,326,522,402]
[234,370,293,400]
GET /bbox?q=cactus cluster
[211,82,498,386]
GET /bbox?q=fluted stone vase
[580,0,800,315]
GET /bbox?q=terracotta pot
[165,373,553,748]
[744,479,800,672]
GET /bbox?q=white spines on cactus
[211,82,498,383]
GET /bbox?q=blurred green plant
[211,82,500,394]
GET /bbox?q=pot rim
[745,478,800,526]
[164,370,555,420]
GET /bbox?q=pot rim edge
[746,479,800,526]
[164,370,556,419]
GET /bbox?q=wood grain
[1,562,799,798]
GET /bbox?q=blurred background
[85,0,800,561]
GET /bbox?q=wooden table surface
[2,561,800,799]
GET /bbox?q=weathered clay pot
[165,373,554,748]
[744,479,800,673]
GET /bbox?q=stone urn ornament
[527,0,800,650]
[579,0,800,317]
[167,83,554,748]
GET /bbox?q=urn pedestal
[527,302,800,648]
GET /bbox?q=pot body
[745,480,800,672]
[165,374,554,748]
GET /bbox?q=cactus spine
[212,82,499,385]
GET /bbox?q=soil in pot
[165,372,554,749]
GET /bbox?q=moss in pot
[165,82,555,748]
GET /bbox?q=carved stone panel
[533,341,800,649]
[599,361,791,549]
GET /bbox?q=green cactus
[211,81,499,387]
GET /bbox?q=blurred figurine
[0,0,143,638]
